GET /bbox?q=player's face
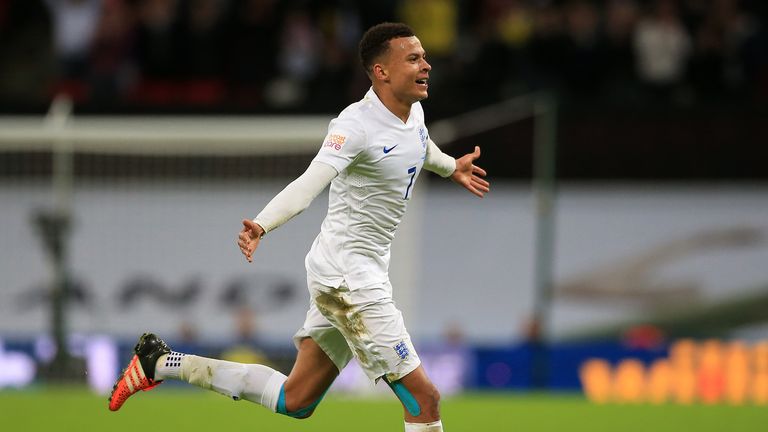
[383,36,431,103]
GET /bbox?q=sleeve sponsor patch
[323,134,347,151]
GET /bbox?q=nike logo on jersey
[383,145,398,154]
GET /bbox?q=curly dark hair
[358,22,415,76]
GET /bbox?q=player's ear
[372,63,389,82]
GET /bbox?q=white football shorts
[293,275,421,383]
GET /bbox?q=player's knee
[431,386,441,405]
[421,384,441,416]
[283,389,321,419]
[285,405,317,419]
[285,399,316,419]
[407,381,440,419]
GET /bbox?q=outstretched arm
[424,139,489,198]
[450,146,489,198]
[237,161,337,262]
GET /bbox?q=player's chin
[414,89,429,101]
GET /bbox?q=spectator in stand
[3,0,765,111]
[495,0,534,50]
[44,0,101,80]
[633,0,692,103]
[87,0,136,105]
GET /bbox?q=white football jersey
[306,88,430,290]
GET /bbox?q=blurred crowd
[0,0,766,114]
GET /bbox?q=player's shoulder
[338,93,379,123]
[329,111,365,140]
[329,94,378,136]
[323,105,366,155]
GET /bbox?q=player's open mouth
[415,79,428,87]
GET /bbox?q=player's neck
[372,86,412,123]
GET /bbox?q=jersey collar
[366,87,414,126]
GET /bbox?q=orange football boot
[108,333,171,411]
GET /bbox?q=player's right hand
[451,146,489,198]
[238,219,264,263]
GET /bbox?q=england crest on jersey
[418,126,428,148]
[394,340,410,360]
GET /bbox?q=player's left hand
[451,146,489,198]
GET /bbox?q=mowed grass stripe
[1,389,766,432]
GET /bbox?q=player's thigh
[284,337,339,409]
[293,300,355,373]
[311,281,420,382]
[286,293,352,410]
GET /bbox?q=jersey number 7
[404,166,417,200]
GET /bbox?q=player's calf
[385,375,441,420]
[385,367,443,431]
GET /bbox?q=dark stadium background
[1,0,765,181]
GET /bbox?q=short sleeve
[312,116,366,173]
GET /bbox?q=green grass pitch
[2,388,766,431]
